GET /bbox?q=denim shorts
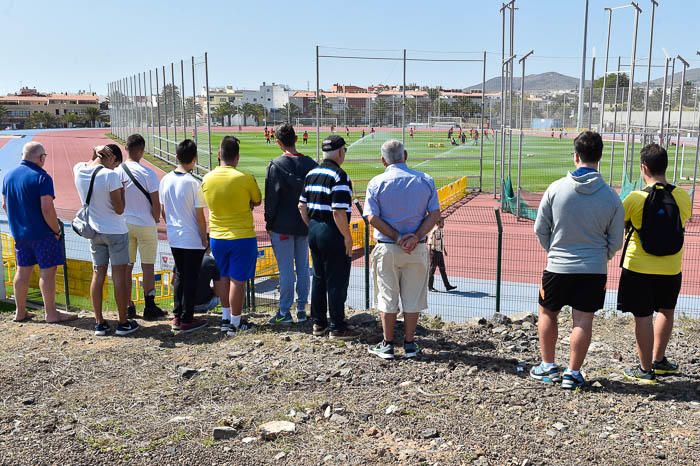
[15,235,65,269]
[90,233,130,267]
[210,237,258,282]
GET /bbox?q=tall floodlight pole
[659,52,670,143]
[516,50,534,219]
[611,56,622,184]
[600,8,614,132]
[402,49,406,144]
[315,45,321,162]
[577,0,590,130]
[691,51,700,213]
[673,55,689,183]
[589,50,596,130]
[508,2,515,182]
[499,2,511,200]
[642,0,658,142]
[623,2,642,180]
[481,51,486,193]
[666,57,676,146]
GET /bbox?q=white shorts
[372,243,429,314]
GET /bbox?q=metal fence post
[354,200,371,310]
[494,208,503,315]
[60,223,70,308]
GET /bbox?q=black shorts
[617,269,682,318]
[538,271,607,313]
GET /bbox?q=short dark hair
[126,133,145,151]
[220,136,240,164]
[640,143,668,176]
[573,131,604,163]
[276,124,296,147]
[106,144,123,163]
[176,139,198,165]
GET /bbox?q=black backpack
[621,183,684,265]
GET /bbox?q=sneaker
[329,327,360,341]
[623,365,657,385]
[171,317,181,331]
[529,363,562,384]
[312,324,328,337]
[268,311,293,326]
[652,357,679,376]
[403,341,421,359]
[296,310,308,323]
[115,319,140,336]
[178,319,208,334]
[94,321,111,337]
[445,285,457,292]
[560,369,586,390]
[368,341,395,360]
[220,319,231,332]
[127,304,137,319]
[227,321,254,336]
[143,304,167,321]
[428,287,438,292]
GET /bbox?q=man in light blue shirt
[363,139,441,360]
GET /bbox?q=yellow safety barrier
[437,176,468,210]
[2,232,15,261]
[131,270,174,305]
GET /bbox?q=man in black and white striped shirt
[298,135,359,341]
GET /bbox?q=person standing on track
[364,140,441,359]
[2,142,78,324]
[303,130,309,145]
[298,135,359,341]
[115,134,166,321]
[618,144,691,383]
[265,124,318,325]
[202,136,262,335]
[159,139,208,334]
[74,145,139,337]
[428,217,457,292]
[531,131,624,389]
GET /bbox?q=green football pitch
[187,130,692,197]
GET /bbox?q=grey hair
[381,139,404,164]
[323,148,342,160]
[22,142,45,161]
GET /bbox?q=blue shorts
[15,235,65,269]
[210,237,258,282]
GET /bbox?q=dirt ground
[0,307,698,466]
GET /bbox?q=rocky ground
[0,306,698,466]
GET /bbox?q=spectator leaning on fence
[363,140,440,359]
[115,134,166,321]
[159,139,208,334]
[617,144,691,384]
[202,136,262,335]
[298,135,359,340]
[265,123,318,326]
[73,145,139,336]
[532,131,624,389]
[1,142,78,323]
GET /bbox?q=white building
[240,82,290,111]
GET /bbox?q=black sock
[384,340,393,346]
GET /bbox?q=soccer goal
[428,116,464,128]
[295,117,338,128]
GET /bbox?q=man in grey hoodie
[531,131,624,390]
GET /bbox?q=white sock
[221,307,231,321]
[542,362,557,370]
[568,369,581,377]
[231,315,241,328]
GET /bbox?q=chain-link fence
[108,53,213,176]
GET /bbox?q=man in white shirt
[159,139,208,333]
[73,145,139,337]
[114,134,165,320]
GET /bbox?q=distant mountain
[650,68,700,86]
[467,72,583,92]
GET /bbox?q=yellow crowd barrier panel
[437,176,468,210]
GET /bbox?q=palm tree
[63,112,81,128]
[216,102,236,126]
[251,104,266,126]
[0,105,8,126]
[84,107,101,128]
[241,103,257,126]
[282,102,301,123]
[372,99,388,126]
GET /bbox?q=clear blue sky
[2,0,699,96]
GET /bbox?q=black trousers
[308,220,351,331]
[171,247,206,322]
[429,250,452,289]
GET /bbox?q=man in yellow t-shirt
[201,136,262,335]
[618,144,691,384]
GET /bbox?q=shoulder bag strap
[122,163,153,205]
[85,166,103,206]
